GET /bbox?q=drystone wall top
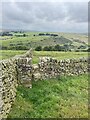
[39,57,88,63]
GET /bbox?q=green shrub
[43,46,53,51]
[35,46,42,51]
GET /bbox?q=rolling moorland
[0,31,89,118]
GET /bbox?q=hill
[0,32,88,51]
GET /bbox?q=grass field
[0,50,88,64]
[0,50,26,60]
[8,74,88,118]
[33,51,88,63]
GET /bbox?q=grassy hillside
[57,32,88,44]
[0,32,88,50]
[7,74,88,118]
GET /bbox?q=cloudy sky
[0,0,88,33]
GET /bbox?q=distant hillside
[0,31,88,51]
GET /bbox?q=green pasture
[33,51,88,64]
[8,74,88,118]
[0,50,26,60]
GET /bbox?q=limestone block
[33,73,41,80]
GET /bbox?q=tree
[38,33,45,36]
[54,44,60,51]
[43,46,53,51]
[35,46,42,51]
[15,45,28,50]
[78,45,87,49]
[63,44,69,51]
[23,34,27,37]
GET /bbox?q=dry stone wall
[0,49,89,119]
[33,57,89,80]
[0,49,32,119]
[0,58,18,119]
[17,57,32,88]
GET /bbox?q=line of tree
[0,44,89,52]
[35,45,71,51]
[35,45,89,52]
[38,33,58,37]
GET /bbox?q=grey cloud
[65,2,88,23]
[15,2,66,21]
[2,3,36,23]
[1,2,88,32]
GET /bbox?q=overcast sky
[0,0,88,33]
